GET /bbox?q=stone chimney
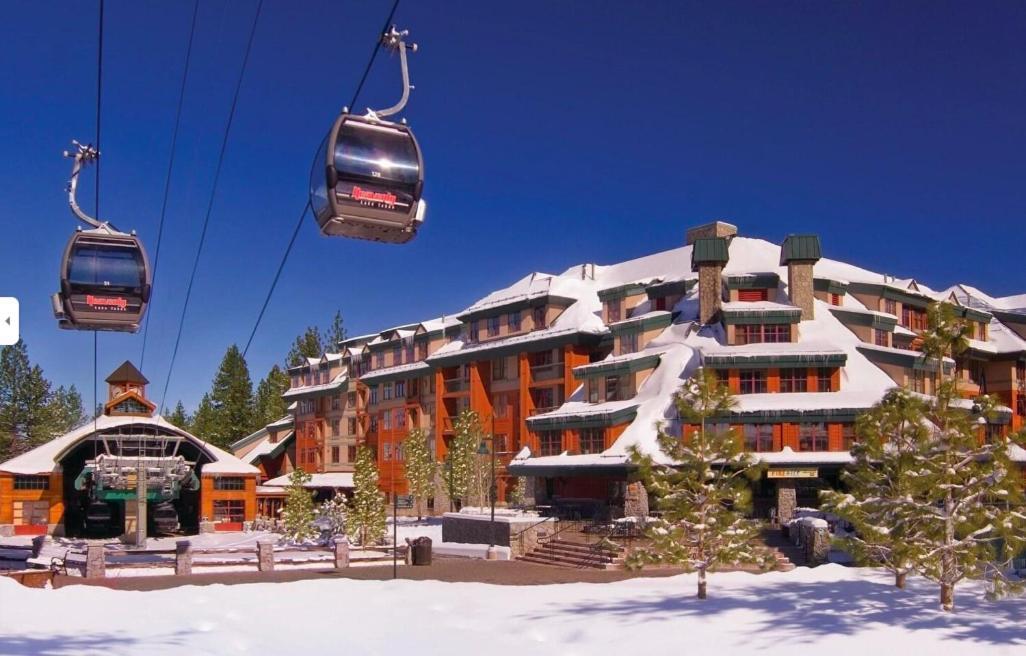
[691,237,730,324]
[780,235,822,320]
[686,220,738,246]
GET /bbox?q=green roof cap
[691,237,730,270]
[780,235,822,265]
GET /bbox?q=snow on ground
[1,565,1023,655]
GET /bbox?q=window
[382,411,391,430]
[331,446,340,463]
[736,324,761,345]
[605,375,623,402]
[763,324,791,343]
[884,299,897,316]
[508,311,521,332]
[332,395,341,411]
[375,352,385,369]
[13,475,49,490]
[743,425,774,452]
[370,386,379,405]
[383,383,393,400]
[383,442,393,461]
[347,445,357,462]
[538,431,562,456]
[842,424,856,451]
[330,419,341,436]
[213,500,245,523]
[588,379,600,403]
[902,306,927,331]
[579,428,605,454]
[874,329,889,347]
[395,441,405,461]
[395,380,406,397]
[620,330,639,354]
[830,293,842,306]
[291,375,300,388]
[369,416,378,434]
[405,344,415,363]
[910,370,926,394]
[654,296,668,311]
[738,289,768,302]
[817,368,833,393]
[492,357,507,381]
[533,306,546,329]
[605,300,622,323]
[487,316,500,337]
[715,369,729,388]
[348,391,357,406]
[395,408,406,429]
[780,368,808,393]
[348,418,357,435]
[798,423,829,451]
[739,370,767,394]
[470,320,480,342]
[493,393,509,418]
[304,372,312,386]
[417,341,429,360]
[494,434,508,455]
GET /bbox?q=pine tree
[820,388,931,588]
[164,401,192,432]
[318,494,348,537]
[324,310,347,352]
[207,345,256,448]
[0,341,58,459]
[627,369,769,599]
[281,468,318,543]
[403,428,437,519]
[190,393,218,440]
[348,446,387,545]
[49,385,86,434]
[507,476,528,509]
[253,365,289,427]
[286,327,323,368]
[442,410,480,510]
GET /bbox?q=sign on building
[767,468,819,480]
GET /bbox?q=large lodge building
[3,221,1024,536]
[238,221,1026,524]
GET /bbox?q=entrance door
[13,500,49,534]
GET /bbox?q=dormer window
[605,300,622,323]
[738,289,768,302]
[620,330,638,355]
[375,352,385,369]
[487,316,500,337]
[470,320,480,342]
[392,346,402,366]
[508,311,522,332]
[533,306,546,329]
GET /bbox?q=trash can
[411,536,432,566]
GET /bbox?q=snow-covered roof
[237,430,294,465]
[359,360,432,382]
[281,372,348,399]
[0,414,258,476]
[263,472,354,488]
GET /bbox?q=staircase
[760,526,801,572]
[518,538,624,570]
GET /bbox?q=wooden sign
[767,468,819,480]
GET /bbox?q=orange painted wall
[200,475,257,523]
[0,473,64,528]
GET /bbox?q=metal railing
[530,362,563,382]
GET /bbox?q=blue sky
[1,1,1024,413]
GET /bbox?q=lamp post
[478,437,499,560]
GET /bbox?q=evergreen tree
[324,310,347,352]
[164,401,192,432]
[281,468,318,542]
[403,428,437,519]
[0,341,58,459]
[207,345,256,448]
[627,369,769,599]
[820,389,931,588]
[507,476,528,509]
[318,494,348,537]
[348,446,387,545]
[254,365,289,427]
[286,326,323,368]
[442,410,481,510]
[49,384,86,435]
[190,393,218,440]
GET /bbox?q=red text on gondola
[351,186,397,207]
[85,295,128,311]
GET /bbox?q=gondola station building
[246,221,1026,522]
[0,362,259,537]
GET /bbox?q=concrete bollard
[85,544,106,579]
[334,537,350,569]
[257,541,275,572]
[175,540,193,576]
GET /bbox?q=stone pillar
[334,537,350,569]
[31,535,48,558]
[175,540,193,576]
[199,520,216,534]
[624,480,649,519]
[685,220,738,245]
[788,262,816,320]
[808,526,831,566]
[85,544,105,579]
[776,480,797,525]
[698,264,724,325]
[257,541,275,572]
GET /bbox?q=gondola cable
[241,0,402,360]
[159,0,265,413]
[139,0,201,373]
[92,0,105,461]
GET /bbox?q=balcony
[528,406,560,416]
[443,377,468,394]
[530,362,564,383]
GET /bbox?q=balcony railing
[528,405,559,416]
[530,362,563,382]
[443,378,468,394]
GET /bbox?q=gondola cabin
[311,114,425,244]
[52,227,151,332]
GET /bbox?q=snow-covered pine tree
[281,468,318,543]
[318,493,348,537]
[820,388,932,588]
[348,446,387,545]
[908,304,1026,610]
[507,476,528,509]
[403,428,437,520]
[628,369,769,599]
[442,410,480,510]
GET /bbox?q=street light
[478,437,499,560]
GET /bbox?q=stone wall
[442,513,555,557]
[623,481,649,519]
[698,264,724,324]
[788,262,816,320]
[776,480,797,524]
[686,221,738,245]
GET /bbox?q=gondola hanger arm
[370,25,418,119]
[64,140,116,231]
